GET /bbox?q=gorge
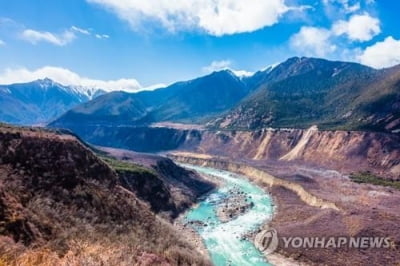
[1,56,400,265]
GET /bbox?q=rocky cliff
[0,124,209,265]
[168,152,338,210]
[98,147,215,219]
[194,126,400,179]
[62,124,400,179]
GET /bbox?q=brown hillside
[0,125,209,265]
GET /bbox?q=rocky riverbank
[179,164,274,265]
[169,152,400,266]
[174,217,211,260]
[217,186,254,223]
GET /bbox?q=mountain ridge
[0,78,106,125]
[51,56,400,134]
[209,57,400,133]
[50,69,252,127]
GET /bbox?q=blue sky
[0,0,399,90]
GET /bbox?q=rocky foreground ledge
[0,125,211,265]
[168,152,400,266]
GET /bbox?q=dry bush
[0,129,210,265]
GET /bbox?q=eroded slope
[0,124,209,265]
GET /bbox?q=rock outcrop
[0,124,209,265]
[63,124,400,179]
[194,127,400,179]
[99,147,215,219]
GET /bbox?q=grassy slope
[210,58,400,133]
[100,155,156,175]
[350,171,400,190]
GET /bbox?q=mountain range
[1,57,400,265]
[210,57,400,132]
[1,57,399,134]
[51,57,400,134]
[0,78,106,125]
[51,69,254,127]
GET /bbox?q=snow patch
[0,87,11,94]
[261,62,280,73]
[232,70,255,78]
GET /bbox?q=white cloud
[0,39,5,46]
[71,26,91,35]
[202,60,232,73]
[290,12,381,59]
[20,26,107,45]
[332,13,380,41]
[0,66,144,92]
[95,34,110,39]
[21,29,76,46]
[290,26,336,57]
[358,37,400,68]
[323,0,361,14]
[86,0,295,36]
[343,0,360,13]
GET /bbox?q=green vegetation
[51,70,249,128]
[349,171,400,190]
[211,58,400,133]
[100,155,156,175]
[50,58,400,135]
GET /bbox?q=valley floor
[4,121,396,265]
[169,152,400,266]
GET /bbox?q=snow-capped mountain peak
[231,70,255,78]
[36,78,60,89]
[261,62,280,73]
[31,78,105,100]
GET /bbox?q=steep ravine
[0,125,210,265]
[98,147,215,219]
[168,153,339,211]
[62,125,400,179]
[195,127,400,179]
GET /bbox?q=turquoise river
[181,164,274,266]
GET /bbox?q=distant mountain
[51,70,251,127]
[0,78,106,125]
[50,57,400,135]
[209,57,400,133]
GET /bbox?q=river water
[181,164,274,266]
